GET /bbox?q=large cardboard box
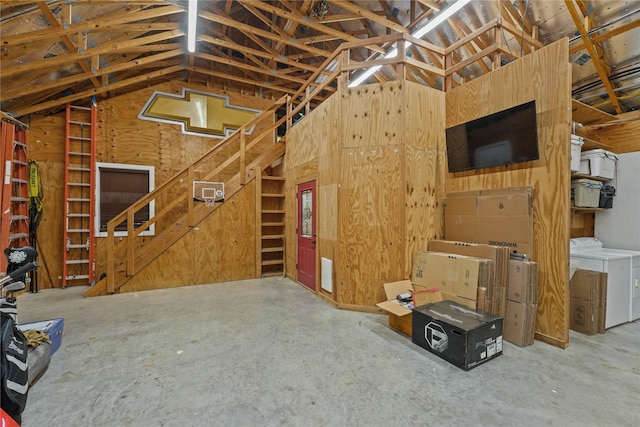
[428,240,509,316]
[504,300,536,347]
[412,300,503,371]
[376,280,442,337]
[444,186,534,258]
[569,269,607,335]
[411,251,492,303]
[508,260,538,304]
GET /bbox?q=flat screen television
[446,100,539,173]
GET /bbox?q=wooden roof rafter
[564,0,624,114]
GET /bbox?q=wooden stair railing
[85,96,288,296]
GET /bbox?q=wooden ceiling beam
[1,4,183,46]
[327,0,409,34]
[200,8,333,58]
[1,29,183,78]
[198,35,324,75]
[569,19,640,54]
[1,49,183,102]
[238,0,386,54]
[192,51,314,88]
[415,0,442,12]
[12,64,184,118]
[564,0,623,114]
[36,2,102,90]
[186,66,296,97]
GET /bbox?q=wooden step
[262,176,285,181]
[261,259,283,266]
[262,222,285,227]
[262,193,285,198]
[262,234,285,240]
[262,270,284,278]
[262,209,285,214]
[261,247,284,253]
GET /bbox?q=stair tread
[262,234,285,239]
[262,193,285,197]
[262,222,285,226]
[261,247,284,253]
[262,271,284,278]
[261,260,284,266]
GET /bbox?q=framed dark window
[95,163,155,237]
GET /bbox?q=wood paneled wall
[119,181,257,293]
[285,81,446,310]
[26,81,274,289]
[445,39,572,348]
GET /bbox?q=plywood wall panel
[583,120,640,154]
[341,81,403,148]
[337,146,404,306]
[404,81,446,150]
[404,146,442,273]
[444,39,572,347]
[24,81,273,289]
[120,181,257,293]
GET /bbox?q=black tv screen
[446,100,539,173]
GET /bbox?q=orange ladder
[1,117,30,273]
[62,101,97,287]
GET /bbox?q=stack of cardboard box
[411,251,493,309]
[503,259,538,346]
[569,269,607,335]
[427,240,510,316]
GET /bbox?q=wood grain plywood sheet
[120,181,257,293]
[586,120,640,154]
[341,81,403,148]
[337,145,404,306]
[444,39,571,348]
[404,146,442,275]
[193,180,256,284]
[404,81,446,150]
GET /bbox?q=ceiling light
[348,0,472,88]
[187,0,198,53]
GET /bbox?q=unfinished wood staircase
[85,96,289,296]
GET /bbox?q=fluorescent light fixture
[348,0,472,88]
[187,0,198,53]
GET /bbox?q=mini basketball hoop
[193,181,224,207]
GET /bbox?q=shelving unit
[256,174,285,277]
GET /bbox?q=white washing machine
[570,238,640,328]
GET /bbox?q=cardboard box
[444,186,534,258]
[571,297,598,335]
[504,300,536,347]
[412,300,503,371]
[376,280,442,337]
[411,251,492,303]
[428,240,510,316]
[569,269,607,335]
[508,260,538,304]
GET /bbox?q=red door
[297,180,316,291]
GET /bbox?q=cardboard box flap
[377,300,412,317]
[382,279,413,300]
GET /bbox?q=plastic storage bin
[578,149,618,179]
[19,318,64,355]
[572,179,600,208]
[599,185,615,208]
[571,135,584,172]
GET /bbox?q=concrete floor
[14,277,640,427]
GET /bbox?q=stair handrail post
[106,221,115,293]
[187,166,195,227]
[126,209,135,277]
[240,127,246,185]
